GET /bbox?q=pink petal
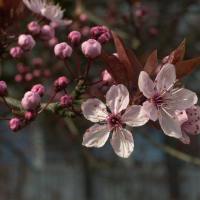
[168,88,198,111]
[183,121,200,135]
[175,110,188,124]
[142,101,158,121]
[138,71,154,99]
[81,99,108,122]
[106,84,129,114]
[122,105,149,127]
[155,63,176,92]
[186,105,200,121]
[178,129,190,144]
[159,108,182,138]
[82,124,110,147]
[110,128,134,158]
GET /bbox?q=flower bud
[162,56,169,65]
[32,58,43,68]
[25,111,37,121]
[102,70,116,86]
[31,84,46,97]
[27,21,40,35]
[79,13,88,23]
[18,34,36,51]
[15,74,23,82]
[149,28,158,36]
[25,73,33,81]
[81,26,90,36]
[21,91,41,111]
[81,39,101,60]
[113,53,119,58]
[10,46,24,58]
[54,42,73,60]
[60,94,73,108]
[48,37,58,46]
[54,76,70,92]
[98,32,110,44]
[39,25,55,40]
[33,69,41,77]
[9,118,23,132]
[68,31,82,48]
[43,69,51,77]
[0,81,7,97]
[90,26,109,39]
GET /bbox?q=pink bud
[50,21,59,29]
[135,9,143,17]
[81,26,90,36]
[162,56,169,65]
[0,81,7,97]
[25,111,37,121]
[43,69,51,77]
[25,73,33,81]
[54,42,73,60]
[33,69,41,77]
[90,26,109,39]
[101,70,116,86]
[31,84,46,97]
[54,76,70,92]
[15,74,23,82]
[113,53,119,58]
[17,63,28,74]
[21,91,41,111]
[81,39,102,60]
[149,28,158,36]
[18,34,36,50]
[27,21,40,35]
[32,58,43,68]
[48,37,58,46]
[68,31,82,48]
[10,46,24,58]
[9,118,23,132]
[39,25,55,40]
[98,32,110,44]
[79,13,88,23]
[60,94,73,108]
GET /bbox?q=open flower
[138,63,198,138]
[81,84,149,158]
[23,0,72,26]
[176,106,200,144]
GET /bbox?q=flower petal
[106,84,129,114]
[82,124,110,147]
[168,88,198,110]
[142,101,158,121]
[155,63,176,92]
[122,105,149,127]
[178,129,190,144]
[138,71,154,99]
[81,99,108,122]
[159,108,182,138]
[183,121,200,135]
[186,105,200,121]
[175,110,188,124]
[110,128,134,158]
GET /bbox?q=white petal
[106,84,129,114]
[175,110,188,124]
[122,105,149,127]
[82,124,110,147]
[156,63,176,92]
[138,71,154,98]
[168,88,198,110]
[142,101,158,121]
[178,129,190,144]
[81,99,108,122]
[110,128,134,158]
[159,108,182,138]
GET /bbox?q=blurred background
[1,0,200,199]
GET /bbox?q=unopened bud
[31,84,46,97]
[113,53,119,58]
[79,13,88,23]
[162,56,169,65]
[18,34,36,50]
[27,21,40,35]
[15,74,23,82]
[68,31,82,48]
[9,118,23,132]
[10,46,24,58]
[102,70,116,86]
[60,94,73,108]
[54,76,70,92]
[0,81,7,97]
[25,73,33,81]
[81,39,101,60]
[90,26,109,40]
[54,42,73,60]
[25,111,37,121]
[39,25,55,40]
[98,32,110,44]
[33,69,41,77]
[21,91,41,111]
[149,28,158,36]
[32,58,43,68]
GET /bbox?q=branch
[140,130,200,166]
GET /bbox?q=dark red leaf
[100,50,131,94]
[175,56,200,79]
[167,39,186,65]
[143,50,158,77]
[148,120,161,130]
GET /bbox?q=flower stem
[132,94,143,104]
[38,92,57,114]
[83,60,93,84]
[64,60,77,79]
[74,47,81,77]
[88,79,103,86]
[2,97,13,111]
[0,117,11,120]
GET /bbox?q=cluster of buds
[90,26,110,44]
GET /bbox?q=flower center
[151,92,167,109]
[107,113,122,129]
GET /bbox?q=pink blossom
[176,106,200,144]
[81,84,149,158]
[138,63,198,138]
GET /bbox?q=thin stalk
[2,97,13,111]
[83,60,93,84]
[88,79,103,86]
[64,60,77,79]
[74,47,81,76]
[0,117,11,120]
